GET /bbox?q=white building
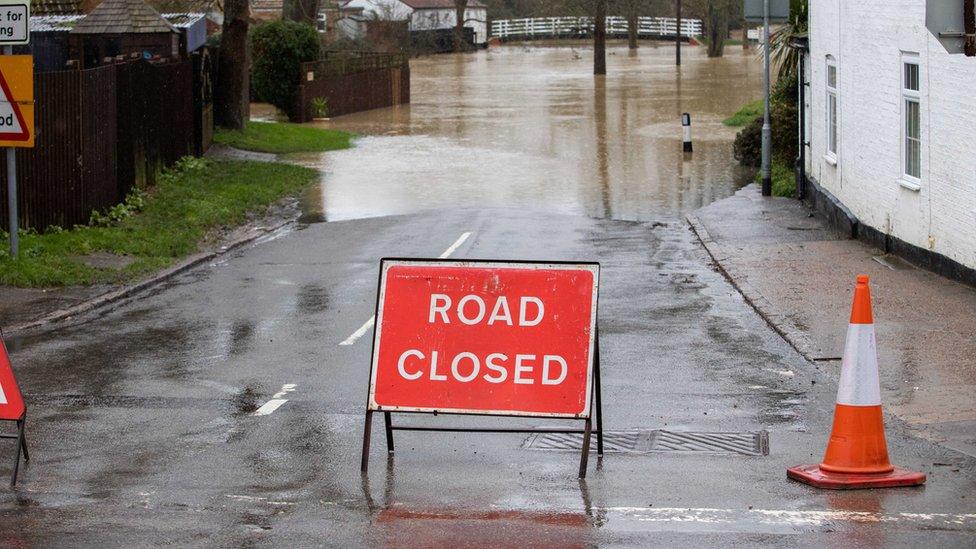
[342,0,488,45]
[803,0,976,276]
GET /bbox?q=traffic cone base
[787,463,926,490]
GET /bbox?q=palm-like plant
[767,0,807,79]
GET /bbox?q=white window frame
[900,54,922,187]
[824,55,838,164]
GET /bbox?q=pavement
[690,184,976,459]
[0,207,973,546]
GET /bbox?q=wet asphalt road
[1,209,974,546]
[2,44,976,546]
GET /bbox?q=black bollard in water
[682,112,693,153]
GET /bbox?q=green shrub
[732,100,798,168]
[250,20,319,119]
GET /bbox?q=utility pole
[760,0,772,196]
[4,45,17,258]
[675,0,681,66]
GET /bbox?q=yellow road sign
[0,55,33,147]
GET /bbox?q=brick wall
[806,0,976,271]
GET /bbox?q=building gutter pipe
[965,0,975,56]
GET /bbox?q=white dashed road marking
[252,383,296,416]
[339,232,472,346]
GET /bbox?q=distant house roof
[399,0,485,9]
[160,12,206,28]
[30,14,84,31]
[31,0,82,16]
[31,12,201,32]
[250,0,282,13]
[70,0,177,34]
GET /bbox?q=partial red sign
[368,260,599,418]
[0,336,25,420]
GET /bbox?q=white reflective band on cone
[0,382,6,404]
[836,323,882,406]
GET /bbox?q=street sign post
[0,27,31,258]
[745,0,788,196]
[361,259,603,478]
[0,332,29,487]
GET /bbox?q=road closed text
[369,261,599,417]
[395,294,567,385]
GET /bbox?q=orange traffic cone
[788,275,926,489]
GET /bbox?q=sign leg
[594,331,604,456]
[19,416,28,462]
[384,411,395,453]
[361,410,373,473]
[578,418,593,479]
[10,419,24,487]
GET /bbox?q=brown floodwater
[275,41,762,222]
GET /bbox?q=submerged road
[2,45,975,545]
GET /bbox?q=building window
[902,58,921,180]
[825,56,838,159]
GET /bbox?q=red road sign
[368,260,599,418]
[0,336,25,420]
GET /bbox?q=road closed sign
[367,259,600,418]
[0,335,24,421]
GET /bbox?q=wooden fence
[0,53,212,231]
[295,52,410,122]
[491,16,703,40]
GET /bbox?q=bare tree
[216,0,250,129]
[704,0,729,57]
[594,0,606,74]
[453,0,469,52]
[615,0,644,49]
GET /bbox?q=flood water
[287,42,762,222]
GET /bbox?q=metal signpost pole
[3,44,15,257]
[675,0,681,66]
[760,0,772,196]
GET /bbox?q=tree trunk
[627,12,637,50]
[594,0,606,74]
[627,10,638,49]
[454,0,468,52]
[216,0,250,129]
[284,0,319,26]
[706,0,727,58]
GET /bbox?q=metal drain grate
[521,429,768,456]
[522,430,642,453]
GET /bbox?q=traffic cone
[787,275,926,489]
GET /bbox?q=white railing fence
[491,16,703,40]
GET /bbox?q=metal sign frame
[744,0,790,22]
[361,258,605,478]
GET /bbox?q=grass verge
[753,160,796,197]
[213,121,353,154]
[723,99,763,127]
[0,158,319,288]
